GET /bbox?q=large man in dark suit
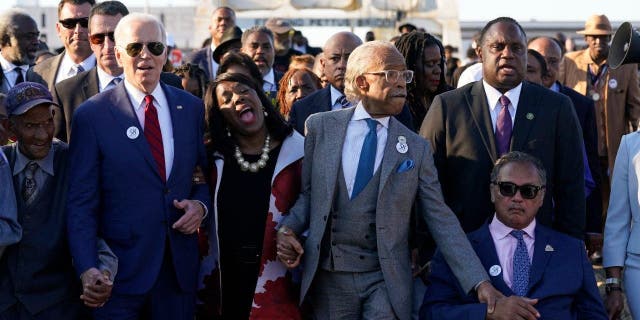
[183,6,235,80]
[66,13,210,319]
[53,1,182,142]
[421,152,607,320]
[288,31,414,133]
[420,17,585,239]
[277,40,502,320]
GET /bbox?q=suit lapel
[108,83,161,179]
[165,83,182,184]
[466,81,498,162]
[85,68,100,99]
[323,109,352,201]
[471,225,513,295]
[528,225,553,291]
[207,48,214,79]
[378,118,402,197]
[511,82,538,151]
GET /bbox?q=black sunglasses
[59,17,89,29]
[120,42,165,57]
[491,181,545,199]
[89,32,114,45]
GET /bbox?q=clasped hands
[80,268,113,308]
[477,282,540,320]
[276,226,304,268]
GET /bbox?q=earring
[262,106,268,117]
[225,127,231,137]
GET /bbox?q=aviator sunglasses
[58,17,89,29]
[491,181,545,199]
[89,32,114,45]
[118,42,165,57]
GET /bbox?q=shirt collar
[352,102,390,129]
[97,67,123,92]
[0,54,28,73]
[209,42,217,52]
[59,52,96,76]
[263,68,275,86]
[489,213,536,240]
[330,85,344,106]
[12,141,56,177]
[550,81,561,93]
[124,80,164,111]
[483,80,522,114]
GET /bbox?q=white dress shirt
[124,80,174,179]
[209,43,219,78]
[262,68,277,93]
[0,54,28,89]
[342,103,389,198]
[330,85,346,110]
[96,67,123,92]
[54,53,96,84]
[483,80,522,132]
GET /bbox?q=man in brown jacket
[559,14,640,242]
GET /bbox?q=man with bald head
[184,6,235,80]
[528,36,602,244]
[277,40,501,319]
[289,31,413,134]
[67,13,210,319]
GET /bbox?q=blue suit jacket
[185,47,215,80]
[66,81,210,295]
[421,222,607,320]
[288,86,415,134]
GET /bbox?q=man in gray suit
[276,41,501,319]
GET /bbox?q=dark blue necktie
[352,119,378,198]
[338,95,351,108]
[510,229,530,296]
[496,95,512,156]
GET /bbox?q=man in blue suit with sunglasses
[421,152,607,320]
[66,13,210,320]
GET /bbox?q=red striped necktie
[144,95,166,182]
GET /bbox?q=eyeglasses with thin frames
[117,42,165,57]
[491,181,545,199]
[363,70,414,83]
[58,17,89,29]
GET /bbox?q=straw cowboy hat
[577,14,613,35]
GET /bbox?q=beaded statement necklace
[234,134,271,172]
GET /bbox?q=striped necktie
[143,95,166,182]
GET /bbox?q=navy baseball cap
[6,82,59,116]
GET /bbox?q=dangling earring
[225,127,231,137]
[262,106,268,117]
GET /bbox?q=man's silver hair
[114,12,166,46]
[343,40,396,103]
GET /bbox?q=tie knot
[365,118,378,131]
[499,95,511,108]
[26,162,38,174]
[112,77,122,86]
[510,229,525,240]
[144,95,154,105]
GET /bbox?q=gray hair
[0,9,36,47]
[114,12,166,46]
[343,40,395,103]
[490,151,547,186]
[241,26,273,45]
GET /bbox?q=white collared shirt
[0,54,28,88]
[96,67,123,92]
[342,102,389,197]
[54,53,96,84]
[208,43,219,78]
[483,80,522,132]
[330,85,346,110]
[124,80,174,178]
[262,68,276,93]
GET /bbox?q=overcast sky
[1,0,638,22]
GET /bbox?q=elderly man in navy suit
[422,151,607,320]
[66,13,210,319]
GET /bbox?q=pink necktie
[495,95,512,156]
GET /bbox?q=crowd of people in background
[0,0,639,319]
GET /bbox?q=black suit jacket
[288,86,415,134]
[53,68,184,141]
[558,82,603,232]
[0,68,46,95]
[420,81,585,239]
[184,47,214,80]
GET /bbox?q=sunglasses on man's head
[89,32,114,45]
[491,181,544,199]
[120,42,165,57]
[58,17,89,29]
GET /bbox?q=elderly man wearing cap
[0,82,116,319]
[265,18,302,74]
[185,6,236,80]
[559,14,640,259]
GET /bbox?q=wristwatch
[605,277,622,285]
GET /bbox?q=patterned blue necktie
[352,119,378,198]
[338,95,351,108]
[510,229,530,296]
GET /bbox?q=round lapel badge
[609,78,618,89]
[396,136,408,154]
[592,92,600,101]
[126,126,140,139]
[489,265,502,277]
